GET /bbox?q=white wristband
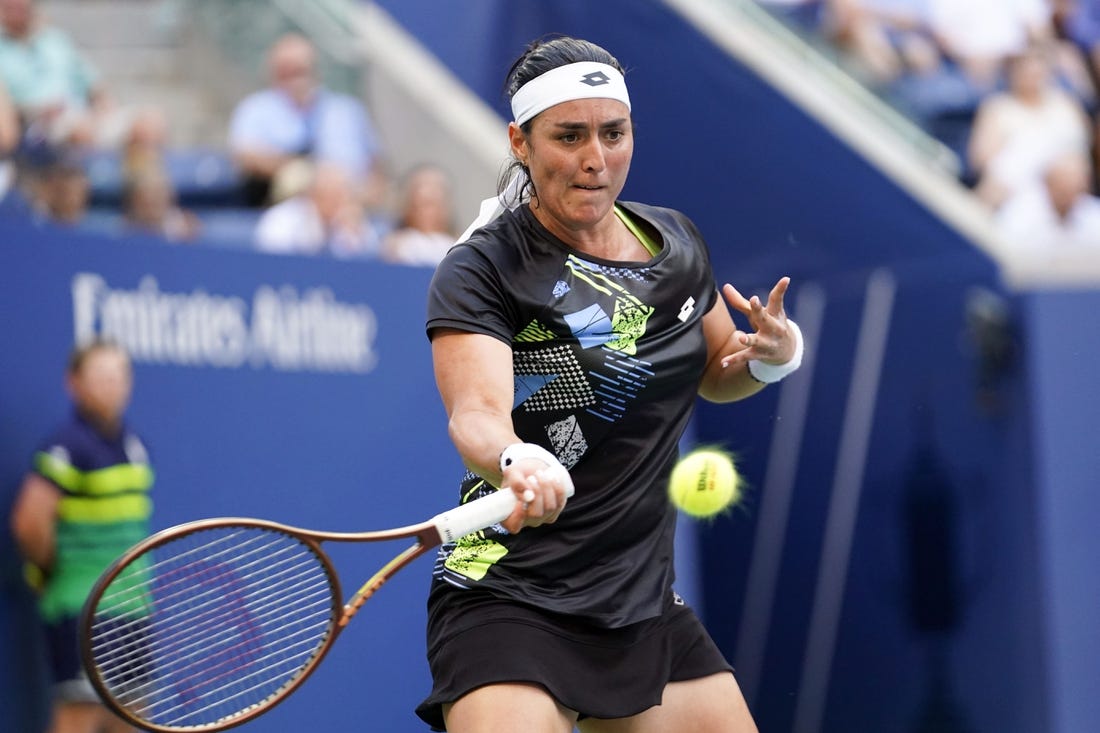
[747,319,804,384]
[499,442,575,496]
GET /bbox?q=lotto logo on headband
[581,71,610,87]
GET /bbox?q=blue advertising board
[0,220,458,731]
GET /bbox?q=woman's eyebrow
[551,118,629,130]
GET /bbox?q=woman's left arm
[698,276,800,403]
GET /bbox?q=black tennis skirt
[414,589,733,731]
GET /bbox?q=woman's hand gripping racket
[79,486,557,732]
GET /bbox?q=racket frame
[80,517,444,732]
[79,485,536,731]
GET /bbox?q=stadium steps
[37,0,230,147]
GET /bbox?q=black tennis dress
[416,201,733,729]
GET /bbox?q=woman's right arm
[432,328,518,486]
[431,328,568,532]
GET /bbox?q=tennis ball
[668,448,742,518]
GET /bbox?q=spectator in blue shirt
[228,32,388,208]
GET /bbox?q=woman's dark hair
[504,36,625,110]
[498,36,627,202]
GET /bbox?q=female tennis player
[416,36,803,733]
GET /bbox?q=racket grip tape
[432,489,516,543]
[431,482,575,543]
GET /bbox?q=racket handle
[432,489,516,543]
[431,483,575,543]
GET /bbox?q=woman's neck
[530,203,649,262]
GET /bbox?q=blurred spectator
[968,45,1093,207]
[926,0,1055,91]
[114,106,216,244]
[996,149,1100,249]
[0,75,18,206]
[829,0,942,83]
[0,0,163,152]
[381,164,457,267]
[266,155,314,205]
[122,167,201,242]
[21,147,89,225]
[121,107,170,184]
[0,73,14,153]
[228,32,388,209]
[254,161,379,258]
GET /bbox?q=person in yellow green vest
[10,338,154,733]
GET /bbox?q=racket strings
[97,531,297,614]
[98,551,328,674]
[94,597,332,708]
[87,525,338,729]
[99,576,332,705]
[91,537,324,687]
[93,532,333,724]
[134,631,333,724]
[94,537,321,667]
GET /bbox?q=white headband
[510,61,631,126]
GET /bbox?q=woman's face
[511,97,633,238]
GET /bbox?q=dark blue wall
[692,263,1046,733]
[1020,290,1100,733]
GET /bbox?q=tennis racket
[79,486,543,732]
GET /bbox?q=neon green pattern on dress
[514,319,558,343]
[607,298,654,356]
[564,256,655,356]
[444,534,510,581]
[443,483,511,581]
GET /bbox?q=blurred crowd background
[2,0,1098,257]
[0,0,461,265]
[759,0,1100,249]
